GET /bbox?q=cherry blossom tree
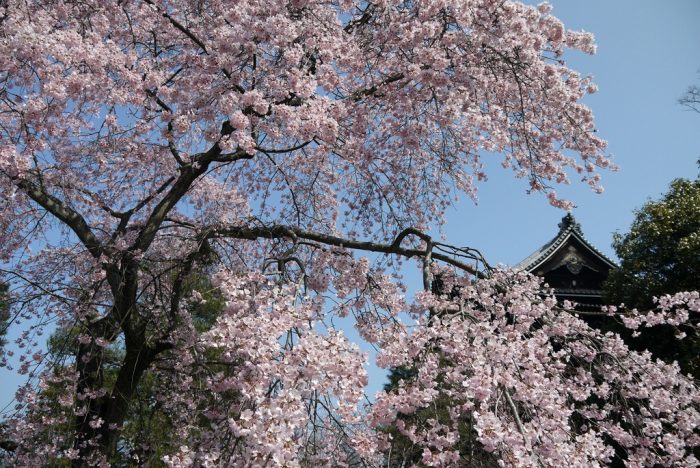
[0,282,8,354]
[0,0,697,466]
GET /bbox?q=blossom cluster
[372,270,700,467]
[0,0,695,466]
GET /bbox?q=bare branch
[15,179,102,258]
[256,140,312,154]
[503,387,535,457]
[209,224,485,277]
[111,176,176,242]
[680,85,700,113]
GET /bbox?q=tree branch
[143,0,209,54]
[503,388,537,462]
[350,73,405,101]
[680,85,700,113]
[132,140,250,253]
[208,225,485,277]
[15,179,102,258]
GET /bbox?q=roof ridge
[514,215,617,271]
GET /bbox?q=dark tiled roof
[514,214,617,272]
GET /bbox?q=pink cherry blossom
[0,0,695,466]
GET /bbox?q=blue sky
[443,0,700,267]
[2,0,700,412]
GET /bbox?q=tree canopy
[0,0,697,466]
[606,176,700,310]
[604,175,700,375]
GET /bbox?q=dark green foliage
[383,366,418,393]
[604,176,700,376]
[381,365,498,467]
[605,177,700,309]
[32,270,229,466]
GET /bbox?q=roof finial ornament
[558,212,582,234]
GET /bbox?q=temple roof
[514,213,618,273]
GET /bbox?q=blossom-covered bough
[0,0,697,466]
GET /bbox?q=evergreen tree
[604,174,700,375]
